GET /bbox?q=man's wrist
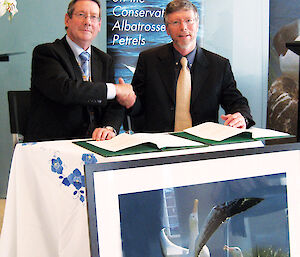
[105,126,117,134]
[106,83,116,99]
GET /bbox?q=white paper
[184,122,244,141]
[88,133,204,152]
[247,127,290,139]
[183,122,291,141]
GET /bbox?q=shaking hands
[115,78,136,109]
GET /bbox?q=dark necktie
[174,57,192,131]
[79,51,90,81]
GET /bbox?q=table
[0,139,264,257]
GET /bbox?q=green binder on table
[171,131,255,145]
[171,131,294,145]
[73,140,207,157]
[73,122,294,157]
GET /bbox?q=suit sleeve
[95,57,125,132]
[31,43,124,132]
[31,44,108,106]
[220,60,255,128]
[129,53,146,117]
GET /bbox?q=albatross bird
[193,198,262,257]
[160,199,210,257]
[223,245,243,257]
[160,197,263,257]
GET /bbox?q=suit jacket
[130,43,255,132]
[25,36,124,142]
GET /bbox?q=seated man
[128,0,255,133]
[25,0,136,142]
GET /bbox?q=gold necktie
[174,57,192,132]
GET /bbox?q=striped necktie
[79,51,90,81]
[174,56,192,132]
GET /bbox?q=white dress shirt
[66,35,116,99]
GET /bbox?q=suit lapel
[90,47,103,82]
[191,47,209,105]
[157,44,177,103]
[61,36,83,81]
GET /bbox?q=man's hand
[92,127,116,141]
[221,112,246,129]
[115,77,136,109]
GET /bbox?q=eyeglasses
[168,18,196,27]
[73,13,101,23]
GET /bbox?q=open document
[88,133,205,152]
[183,122,291,141]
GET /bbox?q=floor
[0,199,6,234]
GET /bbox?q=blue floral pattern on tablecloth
[62,169,85,202]
[50,153,98,203]
[82,153,97,164]
[51,157,63,174]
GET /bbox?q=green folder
[171,131,254,145]
[73,140,207,157]
[171,131,294,145]
[73,131,294,157]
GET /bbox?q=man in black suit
[25,0,136,142]
[127,0,255,132]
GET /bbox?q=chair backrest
[7,90,31,145]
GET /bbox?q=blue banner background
[107,0,201,83]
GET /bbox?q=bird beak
[224,245,232,252]
[193,199,198,214]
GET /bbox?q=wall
[0,0,268,197]
[203,0,269,127]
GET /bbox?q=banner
[107,0,201,84]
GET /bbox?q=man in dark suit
[25,0,136,142]
[128,0,255,132]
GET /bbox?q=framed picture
[85,143,300,257]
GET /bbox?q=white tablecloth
[0,139,264,257]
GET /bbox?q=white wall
[202,0,269,128]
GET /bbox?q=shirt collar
[66,35,91,60]
[173,46,197,69]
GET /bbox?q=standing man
[25,0,136,142]
[128,0,255,132]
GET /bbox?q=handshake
[114,78,136,109]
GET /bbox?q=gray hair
[164,0,199,24]
[67,0,101,18]
[65,0,101,30]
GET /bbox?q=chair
[7,90,31,146]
